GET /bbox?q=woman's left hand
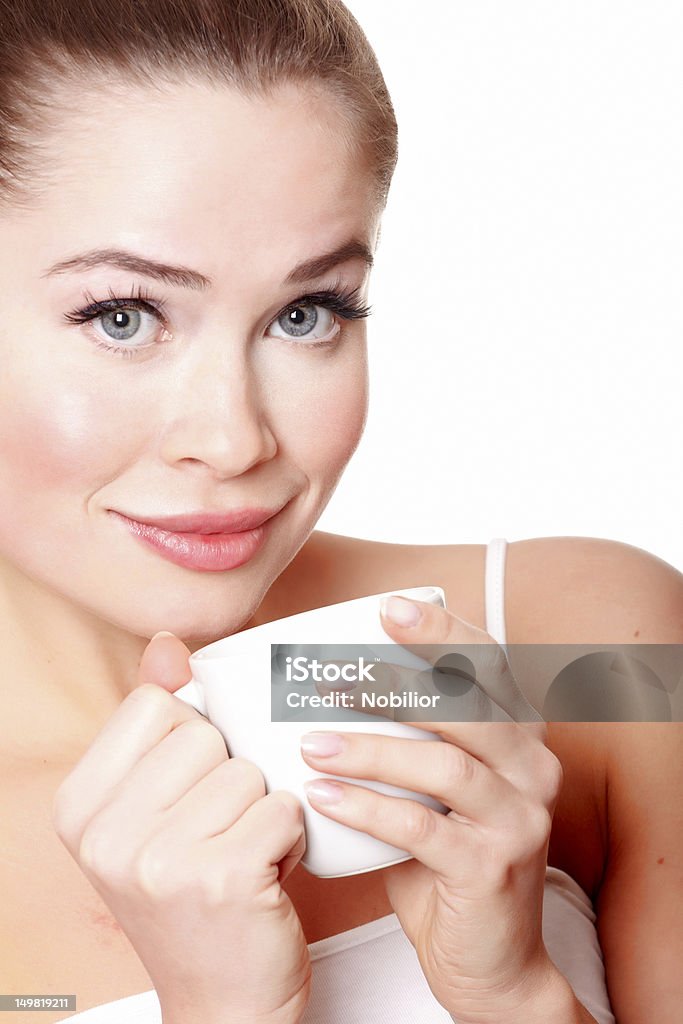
[299,595,575,1024]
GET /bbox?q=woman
[0,2,680,1023]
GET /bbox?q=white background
[315,0,683,572]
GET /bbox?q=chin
[149,612,253,648]
[95,600,257,649]
[90,546,288,643]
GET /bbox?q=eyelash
[63,282,372,359]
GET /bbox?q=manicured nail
[321,677,357,691]
[301,732,345,757]
[380,595,422,627]
[304,780,345,804]
[151,631,175,640]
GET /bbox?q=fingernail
[304,780,345,804]
[151,631,175,641]
[317,678,356,692]
[301,732,345,757]
[380,595,422,627]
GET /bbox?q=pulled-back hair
[0,0,398,209]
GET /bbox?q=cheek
[0,378,138,492]
[286,353,369,473]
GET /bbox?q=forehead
[26,78,377,279]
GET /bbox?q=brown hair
[0,0,398,210]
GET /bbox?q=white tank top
[60,539,616,1023]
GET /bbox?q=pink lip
[114,507,282,534]
[108,505,285,572]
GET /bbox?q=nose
[158,346,278,478]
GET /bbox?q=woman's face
[0,78,378,643]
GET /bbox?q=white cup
[174,586,449,878]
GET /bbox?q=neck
[0,556,276,765]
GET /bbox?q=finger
[208,790,306,876]
[315,661,404,720]
[367,720,558,806]
[379,595,543,723]
[300,730,522,826]
[52,683,203,851]
[317,664,544,779]
[303,779,472,880]
[90,717,230,821]
[278,829,307,885]
[369,720,546,777]
[131,757,267,849]
[317,660,490,726]
[317,658,472,728]
[138,631,193,693]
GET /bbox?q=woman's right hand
[51,632,312,1024]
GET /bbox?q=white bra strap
[485,537,508,646]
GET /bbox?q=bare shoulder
[505,534,683,642]
[286,530,683,635]
[508,538,683,1018]
[505,535,683,900]
[283,530,683,641]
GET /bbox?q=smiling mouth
[108,504,285,572]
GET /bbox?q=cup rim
[190,584,444,662]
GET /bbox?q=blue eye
[280,304,319,336]
[64,283,372,358]
[64,287,168,358]
[96,306,158,344]
[268,303,340,344]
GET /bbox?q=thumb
[137,631,193,694]
[379,595,542,723]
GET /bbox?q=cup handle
[173,678,209,718]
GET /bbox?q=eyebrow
[41,239,373,290]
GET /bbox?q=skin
[0,71,577,1023]
[1,74,681,1024]
[0,77,377,764]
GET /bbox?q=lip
[113,506,282,534]
[108,504,286,572]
